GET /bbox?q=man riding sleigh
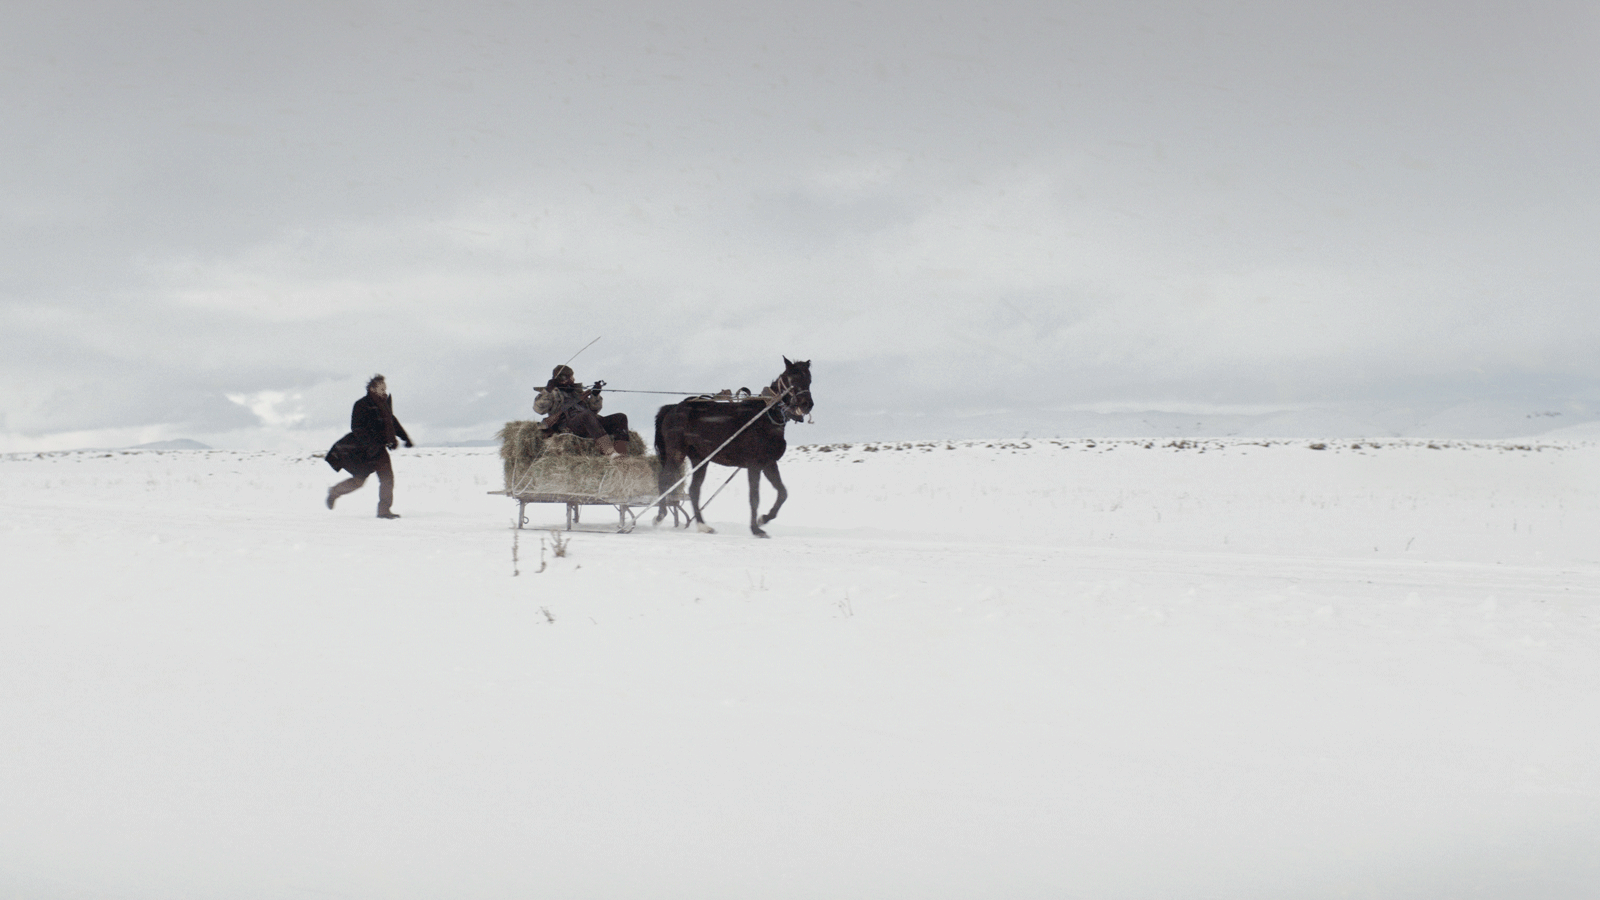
[533,364,631,458]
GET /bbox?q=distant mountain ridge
[125,439,212,450]
[28,400,1596,454]
[832,400,1600,444]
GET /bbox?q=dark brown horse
[653,358,814,537]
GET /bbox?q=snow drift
[2,439,1597,898]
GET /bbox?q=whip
[562,336,601,368]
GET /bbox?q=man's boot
[596,435,621,459]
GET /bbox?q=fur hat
[551,365,574,380]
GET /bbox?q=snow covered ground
[3,439,1598,898]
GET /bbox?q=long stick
[699,468,741,512]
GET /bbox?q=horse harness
[689,374,808,425]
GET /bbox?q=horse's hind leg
[757,462,788,527]
[654,447,685,527]
[653,415,686,525]
[748,467,768,538]
[688,462,715,533]
[653,492,676,528]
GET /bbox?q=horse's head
[776,356,813,422]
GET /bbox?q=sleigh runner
[493,422,684,531]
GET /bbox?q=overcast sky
[3,1,1597,449]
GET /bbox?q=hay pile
[496,422,674,501]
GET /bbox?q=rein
[608,376,808,424]
[594,389,720,395]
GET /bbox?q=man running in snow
[324,374,413,518]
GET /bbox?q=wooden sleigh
[491,422,684,532]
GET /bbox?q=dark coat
[534,379,605,434]
[325,393,411,476]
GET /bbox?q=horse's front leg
[688,460,715,533]
[747,466,768,538]
[757,462,788,527]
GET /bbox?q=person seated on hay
[534,364,631,458]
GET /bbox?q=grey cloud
[3,1,1598,448]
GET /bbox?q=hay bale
[497,422,649,461]
[498,423,670,499]
[496,421,549,488]
[512,455,662,499]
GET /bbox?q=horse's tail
[653,405,670,459]
[654,404,675,495]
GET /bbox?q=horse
[652,357,814,538]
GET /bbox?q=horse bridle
[769,373,812,423]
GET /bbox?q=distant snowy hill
[826,399,1600,443]
[124,438,212,450]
